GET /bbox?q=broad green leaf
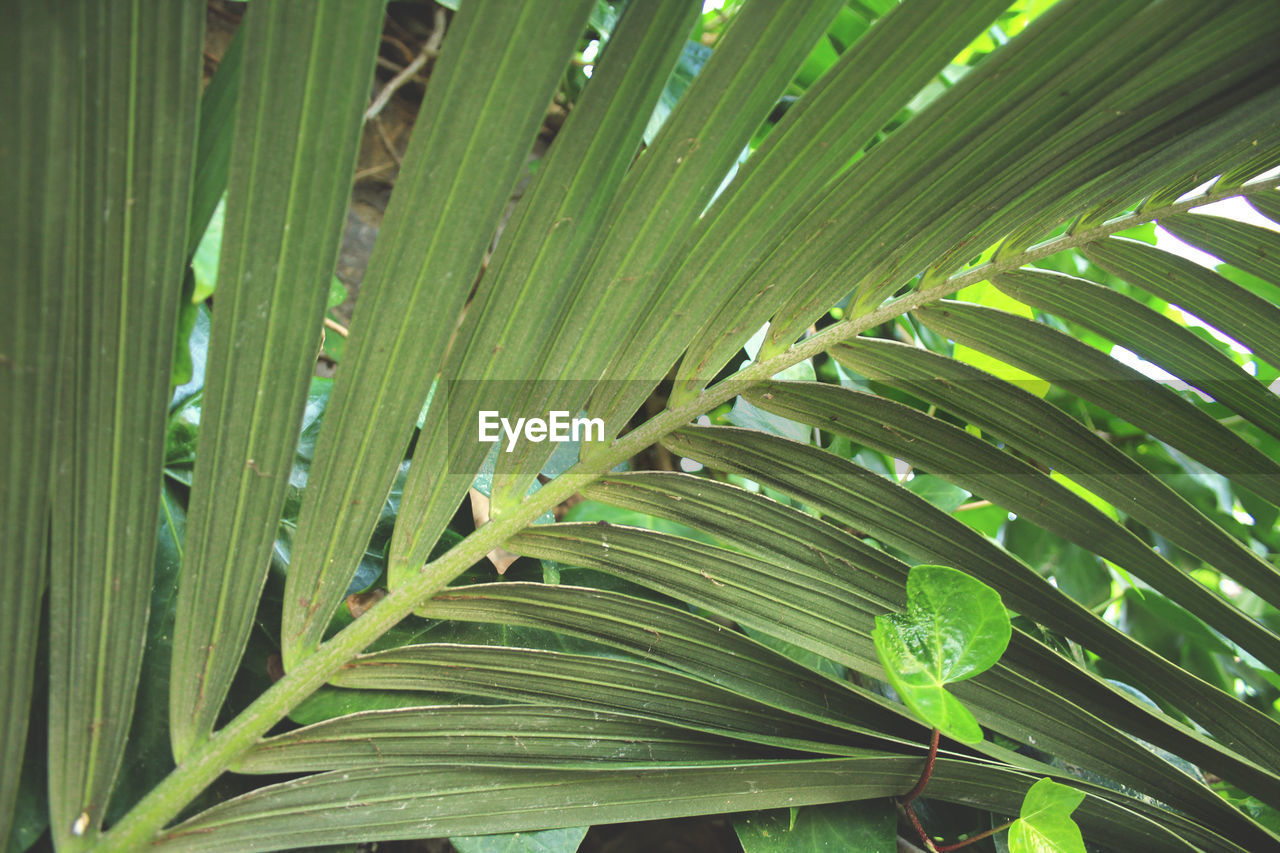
[641,39,711,146]
[46,2,203,848]
[1003,522,1110,611]
[872,566,1011,744]
[734,800,895,853]
[190,197,346,309]
[561,499,713,545]
[451,827,589,853]
[286,685,453,730]
[282,0,597,668]
[171,0,385,761]
[1007,777,1086,853]
[902,475,970,514]
[189,196,224,303]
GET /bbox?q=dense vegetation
[5,0,1280,850]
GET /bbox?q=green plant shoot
[872,564,1012,744]
[1007,777,1087,853]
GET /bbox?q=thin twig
[376,55,427,82]
[365,51,430,121]
[372,116,403,166]
[364,7,446,122]
[323,316,349,338]
[380,32,416,66]
[934,820,1016,852]
[354,161,398,181]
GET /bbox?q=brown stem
[902,727,940,804]
[934,820,1017,852]
[900,799,939,853]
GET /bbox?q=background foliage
[5,0,1280,850]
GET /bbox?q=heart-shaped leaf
[872,564,1011,744]
[1007,777,1087,853]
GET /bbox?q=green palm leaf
[152,759,1247,853]
[743,379,1280,673]
[170,0,385,761]
[44,2,203,848]
[0,3,76,840]
[15,2,1280,850]
[281,0,597,667]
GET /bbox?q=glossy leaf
[734,800,894,853]
[872,566,1011,744]
[452,827,589,853]
[1007,777,1087,853]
